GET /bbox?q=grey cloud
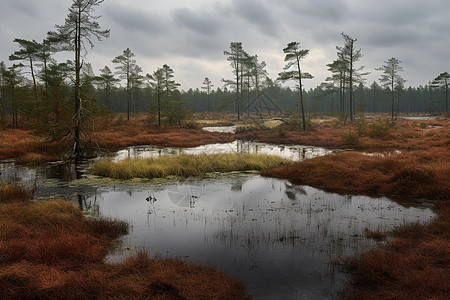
[105,5,164,35]
[278,0,348,23]
[100,4,169,59]
[230,0,282,37]
[1,0,449,90]
[172,7,221,36]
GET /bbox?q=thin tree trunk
[349,40,354,121]
[446,80,449,112]
[74,9,82,159]
[157,92,161,127]
[29,57,38,102]
[391,79,395,120]
[297,57,306,131]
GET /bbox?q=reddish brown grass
[0,129,64,163]
[2,114,448,163]
[364,229,387,241]
[342,205,450,300]
[0,182,32,203]
[90,114,235,150]
[237,117,450,150]
[0,184,249,299]
[262,147,450,200]
[0,114,235,162]
[98,127,234,149]
[260,128,449,299]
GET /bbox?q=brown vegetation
[342,205,450,300]
[1,113,449,298]
[0,129,63,163]
[0,115,234,163]
[237,116,450,151]
[92,114,234,150]
[261,122,449,299]
[0,183,249,299]
[3,114,447,164]
[262,147,449,200]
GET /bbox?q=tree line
[0,0,449,156]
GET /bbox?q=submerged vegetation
[93,153,289,179]
[0,183,249,299]
[342,215,450,300]
[261,130,449,299]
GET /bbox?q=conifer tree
[278,42,313,130]
[47,0,109,158]
[376,57,405,120]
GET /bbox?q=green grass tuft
[92,153,289,179]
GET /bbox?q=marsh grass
[262,147,449,200]
[0,183,248,299]
[364,228,387,241]
[96,114,235,149]
[15,152,46,165]
[0,129,64,163]
[92,153,289,179]
[0,182,32,203]
[236,117,450,150]
[342,209,450,300]
[260,147,450,299]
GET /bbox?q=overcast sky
[1,0,449,91]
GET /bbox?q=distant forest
[97,80,448,116]
[1,59,448,128]
[1,0,448,133]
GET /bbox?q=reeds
[0,183,249,299]
[93,153,289,179]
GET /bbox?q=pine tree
[278,42,313,131]
[376,57,405,120]
[47,0,109,158]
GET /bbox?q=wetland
[0,139,436,299]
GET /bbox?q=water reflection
[76,194,100,217]
[202,125,237,133]
[398,116,437,120]
[0,160,84,183]
[113,140,333,161]
[0,140,436,299]
[0,160,96,200]
[92,174,434,300]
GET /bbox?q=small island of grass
[92,153,289,180]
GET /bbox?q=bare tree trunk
[74,9,82,159]
[297,57,306,131]
[349,40,354,121]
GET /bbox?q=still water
[0,140,435,299]
[114,140,333,161]
[91,175,434,299]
